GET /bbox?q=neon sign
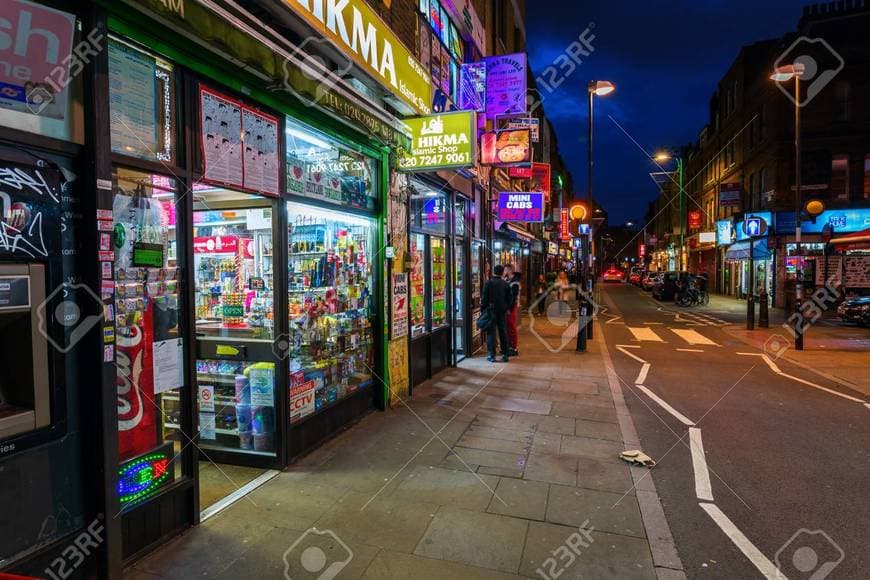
[118,446,173,507]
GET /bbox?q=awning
[724,239,769,261]
[494,222,536,242]
[830,228,870,248]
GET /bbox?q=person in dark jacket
[482,264,511,362]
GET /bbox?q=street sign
[742,217,767,237]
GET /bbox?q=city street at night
[2,0,869,579]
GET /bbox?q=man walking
[503,264,521,356]
[482,264,510,362]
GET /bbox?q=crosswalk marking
[628,327,665,342]
[670,328,719,346]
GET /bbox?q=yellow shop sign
[397,111,476,172]
[286,0,432,115]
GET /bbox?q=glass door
[453,238,466,361]
[192,188,277,512]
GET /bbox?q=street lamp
[653,152,685,273]
[771,63,805,350]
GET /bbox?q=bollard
[758,289,769,328]
[576,305,588,352]
[586,279,594,340]
[746,293,755,330]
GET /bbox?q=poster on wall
[719,183,741,207]
[484,53,528,119]
[391,272,409,339]
[242,108,280,195]
[388,339,410,406]
[117,305,157,460]
[530,163,551,198]
[290,379,316,423]
[108,40,158,157]
[480,129,531,166]
[844,256,870,288]
[0,0,75,120]
[200,87,244,188]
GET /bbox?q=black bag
[476,308,493,331]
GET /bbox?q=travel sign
[497,192,545,222]
[397,111,476,172]
[284,0,432,115]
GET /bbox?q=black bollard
[585,278,594,340]
[746,293,755,330]
[576,305,588,352]
[758,290,769,328]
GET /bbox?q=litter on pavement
[620,449,657,467]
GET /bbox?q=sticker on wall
[104,344,115,362]
[97,209,113,220]
[103,326,115,343]
[100,281,114,300]
[98,250,114,262]
[101,261,113,279]
[100,233,112,251]
[97,219,114,232]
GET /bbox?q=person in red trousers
[503,264,521,356]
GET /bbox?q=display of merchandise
[410,234,426,337]
[431,239,447,328]
[286,209,375,423]
[195,359,275,453]
[193,211,274,339]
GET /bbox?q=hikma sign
[398,111,475,171]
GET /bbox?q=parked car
[602,267,624,283]
[652,271,679,300]
[837,296,870,326]
[641,271,657,291]
[629,269,643,285]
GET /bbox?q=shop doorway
[191,187,279,515]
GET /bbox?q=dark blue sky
[526,0,813,224]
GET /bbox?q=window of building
[834,81,851,122]
[419,0,467,106]
[831,155,850,200]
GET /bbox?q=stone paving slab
[414,506,529,574]
[486,477,550,520]
[362,550,524,579]
[391,465,498,511]
[547,485,646,539]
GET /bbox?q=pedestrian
[503,264,521,356]
[481,264,511,362]
[534,274,548,315]
[556,270,571,310]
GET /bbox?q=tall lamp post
[771,64,804,350]
[654,152,685,272]
[587,80,615,340]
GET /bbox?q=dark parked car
[837,296,870,326]
[641,271,657,291]
[652,271,679,300]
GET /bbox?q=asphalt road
[597,282,870,579]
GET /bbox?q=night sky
[526,0,814,224]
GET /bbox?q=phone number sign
[497,192,544,222]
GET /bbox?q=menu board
[242,108,280,195]
[200,88,244,187]
[391,271,409,339]
[484,53,527,119]
[844,256,870,288]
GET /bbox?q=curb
[596,321,686,580]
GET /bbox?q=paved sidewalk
[128,319,683,579]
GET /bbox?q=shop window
[112,167,186,507]
[410,233,427,338]
[410,186,448,235]
[831,155,850,200]
[108,38,175,164]
[285,117,377,211]
[286,202,376,421]
[430,237,448,329]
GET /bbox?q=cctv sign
[497,192,544,222]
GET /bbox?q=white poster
[198,384,215,412]
[200,88,243,187]
[844,256,870,288]
[199,412,216,440]
[109,40,158,157]
[242,108,280,195]
[290,380,316,423]
[391,271,409,339]
[152,338,183,394]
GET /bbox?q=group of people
[481,264,521,362]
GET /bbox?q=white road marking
[865,403,870,412]
[670,328,719,346]
[616,346,647,364]
[615,344,640,348]
[635,384,695,426]
[628,326,664,342]
[699,503,783,579]
[676,348,705,353]
[642,322,664,325]
[605,315,623,325]
[636,362,650,385]
[736,352,763,356]
[690,428,714,501]
[760,355,865,404]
